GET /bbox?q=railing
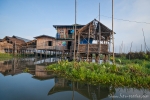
[56,34,74,39]
[37,46,55,50]
[55,46,67,50]
[36,45,67,51]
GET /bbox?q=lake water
[0,58,150,100]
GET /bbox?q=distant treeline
[115,51,150,60]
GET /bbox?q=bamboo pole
[142,28,147,53]
[112,0,115,64]
[129,41,133,60]
[73,0,77,60]
[141,44,142,52]
[98,3,101,64]
[87,25,90,61]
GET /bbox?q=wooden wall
[78,44,108,54]
[36,37,56,50]
[0,41,13,53]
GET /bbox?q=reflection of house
[48,78,113,100]
[0,61,12,75]
[0,59,36,76]
[33,65,55,80]
[0,58,57,80]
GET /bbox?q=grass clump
[0,53,13,61]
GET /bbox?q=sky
[0,0,150,53]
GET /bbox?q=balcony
[56,33,74,40]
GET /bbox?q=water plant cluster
[46,60,150,89]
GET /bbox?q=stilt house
[34,35,56,50]
[76,19,114,61]
[53,24,84,51]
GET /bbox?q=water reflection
[0,58,150,100]
[0,57,57,76]
[48,78,114,100]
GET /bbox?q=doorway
[67,41,72,50]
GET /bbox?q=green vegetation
[114,51,150,61]
[111,51,150,65]
[126,51,150,60]
[0,53,13,60]
[0,53,36,61]
[46,60,150,89]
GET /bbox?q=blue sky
[0,0,150,53]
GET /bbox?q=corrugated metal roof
[12,35,31,42]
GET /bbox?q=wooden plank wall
[36,37,56,50]
[78,44,108,53]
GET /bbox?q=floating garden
[46,60,150,89]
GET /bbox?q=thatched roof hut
[12,35,31,42]
[3,36,26,46]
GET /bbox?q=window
[48,41,52,46]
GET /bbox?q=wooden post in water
[112,0,115,64]
[87,25,90,61]
[73,0,77,60]
[95,54,99,63]
[98,3,101,64]
[50,50,51,56]
[40,50,42,58]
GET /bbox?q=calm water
[0,58,150,100]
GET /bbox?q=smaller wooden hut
[0,35,34,54]
[0,36,26,53]
[34,35,56,50]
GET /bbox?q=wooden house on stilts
[53,19,114,62]
[76,19,114,62]
[53,24,84,58]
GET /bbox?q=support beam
[73,0,77,60]
[87,25,90,61]
[112,0,115,64]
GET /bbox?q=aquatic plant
[46,60,150,89]
[23,67,30,73]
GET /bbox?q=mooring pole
[98,3,101,64]
[142,28,147,53]
[73,0,77,60]
[112,0,115,64]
